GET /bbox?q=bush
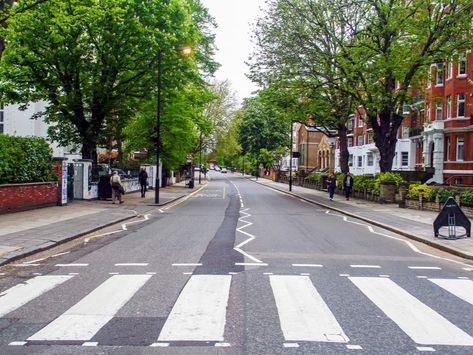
[460,191,473,207]
[436,187,457,203]
[306,172,322,182]
[372,172,405,194]
[407,183,435,200]
[0,135,54,184]
[353,174,376,192]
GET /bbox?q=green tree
[0,0,216,163]
[238,95,289,157]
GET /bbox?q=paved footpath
[0,181,205,265]
[250,177,473,260]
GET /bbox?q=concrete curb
[250,178,473,261]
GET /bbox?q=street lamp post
[289,120,293,192]
[198,130,202,184]
[155,51,162,204]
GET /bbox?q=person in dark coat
[327,172,336,201]
[343,172,353,200]
[138,168,148,198]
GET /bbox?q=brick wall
[0,182,58,214]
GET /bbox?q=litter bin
[98,175,112,199]
[188,179,194,188]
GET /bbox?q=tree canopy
[0,0,217,164]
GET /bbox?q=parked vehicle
[221,167,227,174]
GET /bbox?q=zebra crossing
[1,273,473,349]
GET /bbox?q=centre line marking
[55,264,88,267]
[408,266,441,270]
[114,263,148,266]
[235,262,268,266]
[172,263,202,267]
[292,264,323,268]
[350,265,381,269]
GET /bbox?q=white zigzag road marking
[325,210,472,268]
[230,181,264,264]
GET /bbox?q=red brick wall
[0,182,58,214]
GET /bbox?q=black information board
[433,197,471,239]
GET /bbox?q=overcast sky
[201,0,267,103]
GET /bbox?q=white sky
[201,0,267,103]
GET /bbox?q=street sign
[433,197,471,239]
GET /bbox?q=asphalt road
[1,172,473,354]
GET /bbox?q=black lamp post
[289,120,293,192]
[198,129,202,184]
[155,51,162,204]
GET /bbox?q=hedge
[0,134,54,184]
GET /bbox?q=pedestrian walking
[110,170,124,204]
[327,172,336,201]
[138,168,148,198]
[343,172,353,201]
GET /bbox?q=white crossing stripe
[270,275,349,342]
[0,275,73,317]
[429,279,473,306]
[158,275,231,342]
[28,275,151,341]
[349,277,473,346]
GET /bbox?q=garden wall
[0,182,58,214]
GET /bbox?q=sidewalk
[0,180,205,266]
[250,177,473,260]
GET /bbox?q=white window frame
[0,104,4,134]
[446,95,452,119]
[348,154,353,166]
[458,54,467,77]
[357,135,363,146]
[446,137,451,161]
[427,66,432,88]
[367,153,374,166]
[347,136,353,147]
[457,93,465,118]
[447,59,453,80]
[401,126,409,139]
[456,136,464,161]
[435,63,444,86]
[357,115,364,128]
[401,152,409,167]
[435,101,442,120]
[357,156,362,168]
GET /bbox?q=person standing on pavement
[138,168,148,198]
[110,170,124,204]
[327,172,336,201]
[343,172,353,200]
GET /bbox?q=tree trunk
[337,124,350,173]
[81,138,97,164]
[371,111,402,172]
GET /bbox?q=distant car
[112,168,130,179]
[221,168,227,174]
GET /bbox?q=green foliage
[460,191,473,207]
[353,175,376,192]
[0,134,54,184]
[436,188,457,204]
[306,172,322,182]
[407,183,435,200]
[373,172,405,194]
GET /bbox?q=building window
[435,63,444,86]
[347,117,354,130]
[357,115,364,128]
[445,137,450,161]
[456,136,464,161]
[426,103,430,122]
[458,54,467,76]
[457,93,465,117]
[367,131,373,144]
[357,135,363,146]
[347,137,353,147]
[0,104,3,134]
[401,126,409,138]
[348,154,353,166]
[357,156,362,167]
[435,101,442,120]
[401,152,409,166]
[427,67,432,88]
[367,153,374,166]
[446,95,452,119]
[447,59,453,80]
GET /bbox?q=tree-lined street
[1,172,472,354]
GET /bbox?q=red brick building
[423,50,473,184]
